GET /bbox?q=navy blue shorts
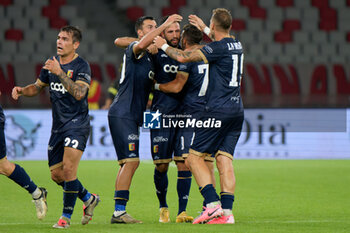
[190,112,243,160]
[0,122,6,160]
[151,127,176,164]
[48,128,90,170]
[108,116,140,165]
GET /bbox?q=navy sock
[77,179,91,202]
[154,168,168,208]
[63,179,79,219]
[200,184,219,205]
[114,190,129,211]
[220,192,234,210]
[177,171,192,214]
[8,164,37,194]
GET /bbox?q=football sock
[114,190,129,212]
[220,192,234,215]
[8,164,37,194]
[200,184,219,205]
[177,170,192,214]
[77,179,91,203]
[62,179,79,219]
[154,168,168,208]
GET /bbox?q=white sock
[31,187,41,199]
[114,210,126,217]
[223,209,232,216]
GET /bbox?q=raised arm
[133,14,182,55]
[154,36,204,63]
[43,57,89,101]
[114,37,138,48]
[156,72,189,93]
[12,79,48,100]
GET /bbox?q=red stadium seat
[231,19,246,31]
[5,29,23,41]
[276,0,293,7]
[334,65,350,94]
[319,20,337,31]
[0,0,12,6]
[348,0,350,6]
[311,0,329,8]
[310,65,327,95]
[170,0,186,8]
[42,6,60,19]
[106,64,117,81]
[50,18,67,29]
[347,32,350,42]
[241,0,257,7]
[50,0,66,7]
[249,7,266,19]
[162,7,178,17]
[283,20,301,31]
[90,63,103,82]
[274,31,292,43]
[126,6,144,22]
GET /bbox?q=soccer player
[108,14,182,224]
[154,8,244,224]
[0,92,48,220]
[154,24,217,221]
[12,26,100,228]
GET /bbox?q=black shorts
[48,128,90,170]
[108,116,140,165]
[190,112,243,160]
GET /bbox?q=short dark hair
[212,8,232,31]
[135,16,155,33]
[60,25,82,43]
[182,24,202,45]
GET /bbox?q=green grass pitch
[0,160,349,233]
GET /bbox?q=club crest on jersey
[153,145,159,153]
[67,70,74,79]
[129,143,135,151]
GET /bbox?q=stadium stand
[0,0,349,108]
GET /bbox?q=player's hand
[147,44,158,54]
[153,36,167,49]
[164,14,182,27]
[189,14,206,31]
[11,86,23,100]
[43,56,63,76]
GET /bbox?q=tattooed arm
[153,36,203,63]
[43,56,89,101]
[57,71,89,101]
[12,79,48,100]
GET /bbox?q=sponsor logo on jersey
[153,136,168,143]
[128,134,139,140]
[163,64,178,73]
[50,82,68,94]
[129,143,135,151]
[67,70,74,79]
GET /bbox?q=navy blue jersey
[39,55,91,133]
[199,37,244,114]
[178,61,207,114]
[108,42,154,125]
[151,50,182,114]
[0,105,4,124]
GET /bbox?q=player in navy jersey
[114,18,193,223]
[108,14,182,224]
[154,23,217,215]
[12,26,99,228]
[155,8,244,224]
[0,93,48,220]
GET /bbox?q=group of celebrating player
[0,7,244,228]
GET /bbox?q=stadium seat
[274,31,292,43]
[153,0,169,8]
[60,5,77,20]
[5,29,23,41]
[145,7,162,21]
[50,0,66,7]
[42,6,59,19]
[126,6,144,22]
[162,7,178,16]
[276,0,293,8]
[6,5,23,18]
[115,0,134,9]
[50,17,67,29]
[231,19,246,31]
[31,0,49,7]
[0,0,12,6]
